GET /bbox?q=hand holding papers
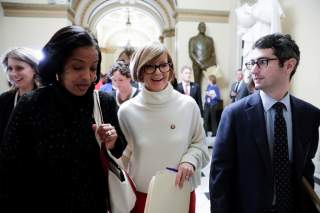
[144,169,192,213]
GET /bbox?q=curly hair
[109,61,131,79]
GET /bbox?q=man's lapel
[246,93,273,181]
[290,96,305,177]
[177,82,184,94]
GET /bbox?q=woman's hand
[92,123,117,150]
[175,162,195,188]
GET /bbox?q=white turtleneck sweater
[118,83,210,193]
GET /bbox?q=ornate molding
[75,0,175,34]
[175,9,229,23]
[1,2,73,19]
[162,28,175,37]
[71,0,81,12]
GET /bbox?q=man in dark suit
[230,68,250,103]
[209,33,320,213]
[177,65,203,116]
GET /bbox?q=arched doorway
[71,0,175,73]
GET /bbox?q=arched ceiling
[71,0,176,49]
[96,7,160,48]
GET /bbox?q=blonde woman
[118,41,209,213]
[0,47,39,142]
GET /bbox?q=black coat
[0,84,127,213]
[0,89,16,143]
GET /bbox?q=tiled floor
[195,137,214,213]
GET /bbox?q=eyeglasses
[245,58,279,70]
[143,63,172,74]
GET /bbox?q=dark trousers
[132,191,196,213]
[204,103,219,136]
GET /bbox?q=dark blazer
[230,80,250,102]
[177,82,203,116]
[209,92,320,213]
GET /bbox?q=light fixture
[123,8,132,45]
[126,9,131,28]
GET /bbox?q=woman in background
[118,41,209,213]
[0,25,126,213]
[203,74,222,136]
[0,47,39,142]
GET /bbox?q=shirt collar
[183,81,190,86]
[260,90,290,112]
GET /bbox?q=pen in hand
[166,167,178,173]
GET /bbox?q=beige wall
[281,0,320,108]
[2,0,49,3]
[0,13,69,92]
[0,4,3,50]
[1,17,68,51]
[164,36,175,64]
[0,4,7,92]
[177,0,230,11]
[101,52,116,74]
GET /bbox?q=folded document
[144,169,192,213]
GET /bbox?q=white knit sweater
[118,83,210,193]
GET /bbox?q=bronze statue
[189,22,216,87]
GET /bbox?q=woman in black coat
[0,26,127,213]
[0,47,39,142]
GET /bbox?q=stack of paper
[144,170,191,213]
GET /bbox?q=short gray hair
[129,41,174,82]
[2,47,39,74]
[180,65,192,73]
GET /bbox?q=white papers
[208,89,217,98]
[144,170,191,213]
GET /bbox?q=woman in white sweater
[118,41,210,213]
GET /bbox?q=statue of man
[189,22,216,88]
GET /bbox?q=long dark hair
[39,25,102,86]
